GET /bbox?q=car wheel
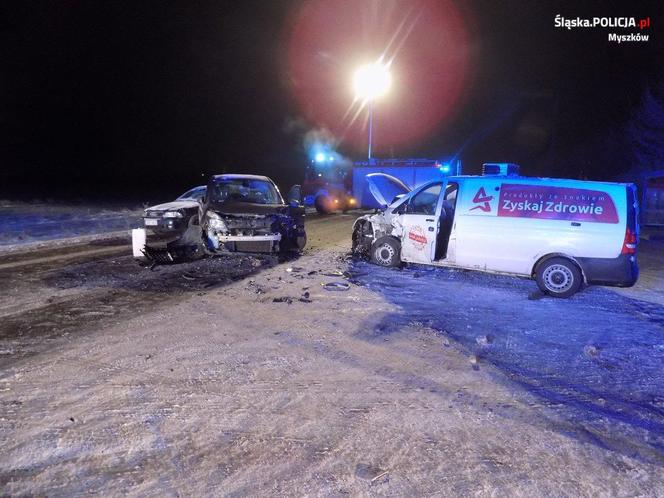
[370,237,401,267]
[281,232,306,253]
[294,232,307,251]
[351,225,361,253]
[535,257,582,298]
[314,195,332,214]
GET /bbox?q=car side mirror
[286,184,302,207]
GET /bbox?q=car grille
[234,240,274,253]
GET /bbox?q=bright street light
[353,60,391,101]
[353,59,391,160]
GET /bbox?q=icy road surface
[0,214,663,496]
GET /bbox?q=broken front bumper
[132,226,205,263]
[207,232,282,253]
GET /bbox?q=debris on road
[371,470,390,484]
[475,334,495,347]
[321,281,350,291]
[273,296,294,304]
[584,344,601,358]
[322,269,345,277]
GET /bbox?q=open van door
[398,182,445,264]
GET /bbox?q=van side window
[444,183,458,203]
[443,183,458,211]
[407,184,442,215]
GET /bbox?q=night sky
[2,1,661,202]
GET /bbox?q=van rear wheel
[370,237,401,267]
[535,257,582,298]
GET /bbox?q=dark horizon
[2,0,661,203]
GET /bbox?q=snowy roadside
[0,201,143,250]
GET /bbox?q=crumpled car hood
[145,200,199,212]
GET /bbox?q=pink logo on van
[497,184,619,223]
[469,187,494,212]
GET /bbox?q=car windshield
[210,178,282,205]
[177,186,206,201]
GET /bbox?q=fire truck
[303,157,461,213]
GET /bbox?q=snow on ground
[0,201,143,247]
[350,258,664,466]
[0,216,663,495]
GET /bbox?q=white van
[351,164,639,297]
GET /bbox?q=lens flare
[287,0,473,154]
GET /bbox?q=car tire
[370,236,401,267]
[293,232,307,251]
[314,195,331,214]
[351,225,362,253]
[281,232,307,253]
[535,257,582,298]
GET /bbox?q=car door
[398,182,445,264]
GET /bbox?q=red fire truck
[303,157,461,213]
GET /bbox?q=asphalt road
[0,213,358,368]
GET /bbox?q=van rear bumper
[576,254,639,287]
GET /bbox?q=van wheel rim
[375,243,395,265]
[543,264,573,292]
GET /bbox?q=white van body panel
[453,177,627,275]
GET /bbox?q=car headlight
[163,211,183,218]
[206,212,227,231]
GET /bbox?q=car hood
[206,201,288,216]
[365,173,411,207]
[145,199,199,213]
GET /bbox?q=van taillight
[621,227,637,255]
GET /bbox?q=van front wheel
[370,237,401,267]
[535,257,582,298]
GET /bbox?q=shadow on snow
[348,258,664,466]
